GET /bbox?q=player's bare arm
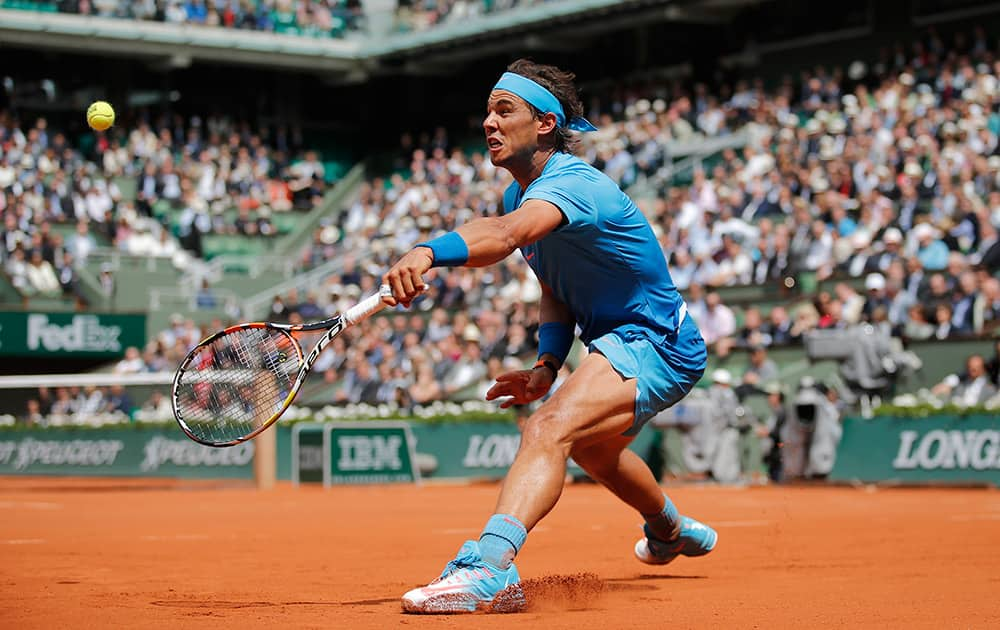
[381,198,563,306]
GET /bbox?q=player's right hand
[382,247,433,308]
[485,367,554,409]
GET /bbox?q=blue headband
[493,72,598,132]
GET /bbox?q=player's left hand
[382,247,433,308]
[485,367,554,409]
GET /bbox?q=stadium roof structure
[0,0,756,78]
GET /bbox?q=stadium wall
[4,415,1000,485]
[0,422,656,482]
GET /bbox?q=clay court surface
[2,478,999,629]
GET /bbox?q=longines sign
[831,415,1000,484]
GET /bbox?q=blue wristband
[538,321,574,365]
[416,232,469,268]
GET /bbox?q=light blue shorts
[589,311,707,436]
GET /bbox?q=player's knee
[520,410,573,456]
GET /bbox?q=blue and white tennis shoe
[402,540,524,613]
[634,515,718,565]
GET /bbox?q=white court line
[0,501,62,510]
[2,539,46,545]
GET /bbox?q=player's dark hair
[506,58,583,154]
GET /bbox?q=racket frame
[172,286,390,447]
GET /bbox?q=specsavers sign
[830,415,1000,484]
[0,429,253,478]
[0,311,146,357]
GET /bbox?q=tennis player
[383,59,715,614]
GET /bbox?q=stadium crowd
[45,0,368,38]
[11,0,547,38]
[286,25,1000,456]
[0,108,329,305]
[10,28,1000,483]
[305,26,1000,350]
[392,0,546,33]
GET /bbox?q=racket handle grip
[343,284,392,326]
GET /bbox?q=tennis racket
[172,284,392,447]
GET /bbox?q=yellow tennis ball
[86,101,115,132]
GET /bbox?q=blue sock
[642,495,680,542]
[478,514,527,569]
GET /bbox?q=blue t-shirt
[503,152,683,345]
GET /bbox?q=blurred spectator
[698,291,736,346]
[23,399,44,426]
[105,384,133,416]
[5,245,29,294]
[24,248,61,296]
[861,273,890,322]
[933,303,954,340]
[76,386,106,417]
[56,250,88,306]
[98,263,117,303]
[443,333,488,397]
[931,354,997,407]
[903,304,935,341]
[195,278,218,309]
[736,346,778,400]
[735,307,769,348]
[114,346,146,374]
[789,303,819,341]
[912,224,949,271]
[135,390,173,422]
[975,278,1000,332]
[409,360,443,404]
[834,282,864,325]
[760,383,786,482]
[764,306,794,346]
[950,271,979,333]
[339,360,379,404]
[65,221,97,262]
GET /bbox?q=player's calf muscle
[569,438,628,476]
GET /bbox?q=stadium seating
[4,21,1000,446]
[0,0,546,38]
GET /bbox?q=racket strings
[174,327,300,444]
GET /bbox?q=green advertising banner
[830,415,1000,484]
[292,424,326,484]
[329,423,418,484]
[408,422,655,480]
[0,428,254,478]
[0,420,660,482]
[292,422,419,485]
[0,311,146,358]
